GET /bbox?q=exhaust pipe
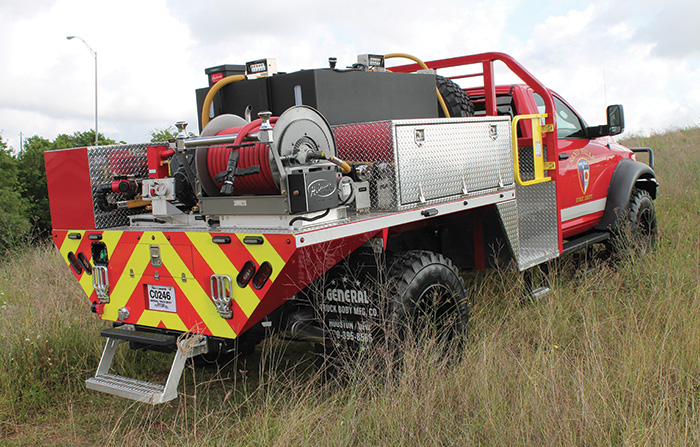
[280,310,325,344]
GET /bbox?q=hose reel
[196,106,342,198]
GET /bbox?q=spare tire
[436,75,475,117]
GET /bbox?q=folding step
[86,374,166,403]
[530,286,551,300]
[523,263,551,302]
[86,325,208,404]
[100,326,179,347]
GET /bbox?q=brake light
[252,261,273,289]
[67,252,83,275]
[78,252,93,275]
[237,261,256,287]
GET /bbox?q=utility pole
[67,36,98,146]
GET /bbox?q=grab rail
[511,113,555,186]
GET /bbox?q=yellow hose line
[434,86,450,118]
[384,53,451,118]
[201,75,246,130]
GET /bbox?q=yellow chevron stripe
[57,231,83,256]
[187,232,260,318]
[137,310,188,332]
[146,235,236,337]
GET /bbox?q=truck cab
[468,84,635,239]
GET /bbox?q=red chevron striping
[181,240,248,335]
[136,262,212,335]
[239,231,376,334]
[265,234,296,261]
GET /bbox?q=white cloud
[0,0,699,150]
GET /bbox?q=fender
[595,158,658,232]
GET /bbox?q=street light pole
[67,36,98,146]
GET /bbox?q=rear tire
[387,250,469,345]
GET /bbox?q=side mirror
[585,104,625,138]
[606,104,624,136]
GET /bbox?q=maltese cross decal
[577,158,590,194]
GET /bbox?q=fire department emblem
[577,158,590,194]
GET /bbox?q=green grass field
[1,128,699,446]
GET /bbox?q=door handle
[558,153,570,160]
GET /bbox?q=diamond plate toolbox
[334,116,514,211]
[88,144,150,228]
[46,143,151,230]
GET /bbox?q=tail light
[252,261,273,290]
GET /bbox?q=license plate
[146,284,177,313]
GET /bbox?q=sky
[1,0,699,151]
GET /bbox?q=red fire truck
[46,52,657,404]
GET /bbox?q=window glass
[533,93,585,139]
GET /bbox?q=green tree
[150,126,177,143]
[16,136,53,237]
[52,130,115,149]
[0,135,30,252]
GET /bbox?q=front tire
[610,187,658,256]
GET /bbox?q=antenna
[603,69,608,108]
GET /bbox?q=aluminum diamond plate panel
[334,121,398,210]
[394,118,512,207]
[87,144,150,229]
[334,117,514,211]
[515,181,559,270]
[496,200,520,265]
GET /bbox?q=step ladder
[523,263,551,302]
[86,325,208,404]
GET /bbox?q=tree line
[0,127,176,253]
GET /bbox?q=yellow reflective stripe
[154,236,236,338]
[57,231,83,261]
[235,234,286,282]
[187,232,260,318]
[137,310,187,332]
[78,266,94,294]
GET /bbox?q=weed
[1,128,700,445]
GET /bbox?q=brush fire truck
[46,52,658,404]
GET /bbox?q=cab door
[532,93,622,239]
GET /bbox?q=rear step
[86,325,208,404]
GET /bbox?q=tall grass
[1,127,699,445]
